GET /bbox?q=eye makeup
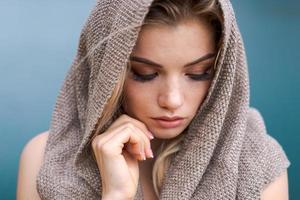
[129,65,214,82]
[186,65,214,81]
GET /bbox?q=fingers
[92,121,154,161]
[107,114,154,139]
[122,124,154,159]
[123,116,154,139]
[103,125,151,161]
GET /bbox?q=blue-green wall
[231,1,299,199]
[0,0,299,199]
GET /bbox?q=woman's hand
[91,114,154,200]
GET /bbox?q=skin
[16,17,289,200]
[92,18,217,199]
[123,18,216,156]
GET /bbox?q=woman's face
[122,18,216,139]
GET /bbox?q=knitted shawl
[36,0,290,199]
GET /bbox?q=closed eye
[130,65,214,82]
[186,65,214,81]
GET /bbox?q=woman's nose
[158,82,183,111]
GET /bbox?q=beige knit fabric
[36,0,291,199]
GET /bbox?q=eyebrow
[129,52,216,68]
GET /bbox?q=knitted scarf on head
[36,0,290,199]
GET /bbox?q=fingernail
[148,131,154,139]
[140,150,146,160]
[149,149,154,158]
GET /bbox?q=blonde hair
[89,0,223,197]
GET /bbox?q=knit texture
[36,0,291,199]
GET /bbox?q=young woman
[17,0,290,199]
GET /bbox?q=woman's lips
[153,118,184,128]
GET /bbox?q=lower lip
[154,119,184,128]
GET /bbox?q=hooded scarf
[36,0,291,199]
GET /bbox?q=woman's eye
[131,70,158,82]
[186,66,214,81]
[130,66,214,82]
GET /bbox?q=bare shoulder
[261,170,289,200]
[16,130,49,200]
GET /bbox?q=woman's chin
[150,127,183,140]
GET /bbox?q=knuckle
[129,117,147,130]
[91,137,99,150]
[91,135,104,150]
[120,114,129,120]
[137,121,147,131]
[124,122,135,130]
[100,143,111,155]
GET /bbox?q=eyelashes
[131,71,158,82]
[130,66,214,82]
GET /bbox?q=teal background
[0,0,299,199]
